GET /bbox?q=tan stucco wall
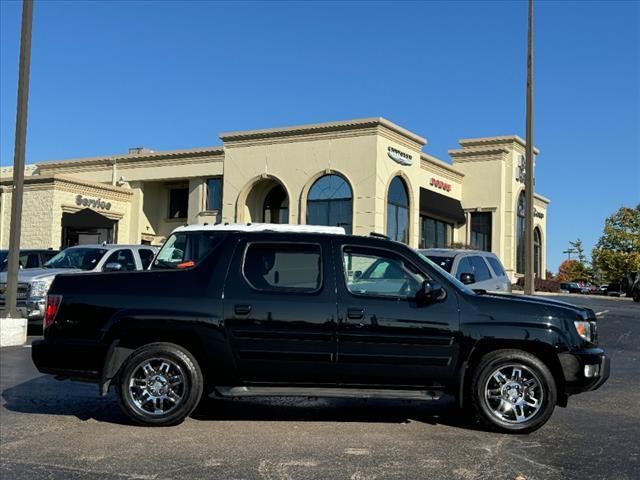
[452,138,549,280]
[0,185,55,249]
[221,131,382,237]
[0,178,132,249]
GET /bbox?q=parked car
[0,249,59,271]
[0,244,158,324]
[632,282,640,303]
[606,283,623,297]
[621,272,640,302]
[419,248,511,293]
[598,284,609,295]
[559,282,582,294]
[32,223,609,433]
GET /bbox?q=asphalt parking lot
[1,295,638,480]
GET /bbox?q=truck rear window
[152,231,223,269]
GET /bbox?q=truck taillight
[44,295,62,329]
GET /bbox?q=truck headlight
[574,320,597,343]
[30,277,54,298]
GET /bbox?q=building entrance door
[61,208,117,248]
[243,178,289,224]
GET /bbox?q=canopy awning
[419,188,466,225]
[61,208,116,229]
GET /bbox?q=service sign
[76,194,112,211]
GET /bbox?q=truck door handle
[234,304,252,315]
[347,308,365,320]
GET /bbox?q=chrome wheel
[483,364,543,424]
[127,357,185,416]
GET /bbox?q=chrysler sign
[387,146,413,166]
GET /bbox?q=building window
[420,216,453,248]
[470,212,492,251]
[169,188,189,219]
[534,227,542,278]
[263,184,289,224]
[206,177,222,211]
[386,176,409,244]
[516,191,526,273]
[307,174,352,234]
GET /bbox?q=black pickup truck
[32,225,609,432]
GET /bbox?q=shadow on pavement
[1,375,129,425]
[192,395,489,431]
[2,375,489,432]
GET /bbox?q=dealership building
[0,117,549,280]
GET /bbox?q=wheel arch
[458,339,567,409]
[99,318,212,397]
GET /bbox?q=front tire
[470,349,557,434]
[116,342,203,426]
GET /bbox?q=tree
[569,238,588,266]
[591,204,640,283]
[556,259,589,282]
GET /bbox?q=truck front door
[335,241,460,386]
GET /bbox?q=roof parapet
[220,117,427,146]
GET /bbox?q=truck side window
[343,248,427,299]
[486,256,506,277]
[469,256,492,282]
[104,249,137,271]
[243,243,322,293]
[457,257,473,277]
[138,249,155,269]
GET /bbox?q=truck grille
[0,282,30,305]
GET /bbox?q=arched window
[534,227,542,278]
[516,191,526,274]
[263,184,289,224]
[307,174,353,234]
[387,176,409,244]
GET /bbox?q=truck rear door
[223,235,338,383]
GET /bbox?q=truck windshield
[151,231,224,270]
[44,248,108,270]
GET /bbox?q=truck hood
[477,292,596,319]
[0,267,83,283]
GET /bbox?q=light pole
[524,0,536,295]
[4,0,34,319]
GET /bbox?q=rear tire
[470,349,556,434]
[116,342,203,426]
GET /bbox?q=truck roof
[172,223,346,235]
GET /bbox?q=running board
[213,386,442,401]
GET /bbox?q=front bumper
[558,348,610,395]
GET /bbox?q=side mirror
[416,280,446,306]
[459,272,475,285]
[353,270,363,280]
[103,262,123,272]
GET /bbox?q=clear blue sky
[1,1,638,271]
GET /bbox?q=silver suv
[0,244,158,323]
[419,248,511,293]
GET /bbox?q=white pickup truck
[0,244,157,324]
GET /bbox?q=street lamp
[524,0,536,295]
